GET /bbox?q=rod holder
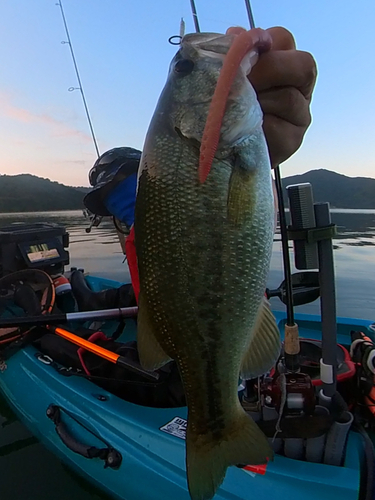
[287,183,318,270]
[305,405,329,463]
[323,411,353,466]
[315,202,337,399]
[284,438,304,460]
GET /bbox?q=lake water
[0,209,374,499]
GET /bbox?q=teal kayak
[0,274,373,500]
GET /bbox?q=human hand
[227,26,317,168]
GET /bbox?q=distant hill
[282,169,375,209]
[0,174,85,213]
[1,169,374,213]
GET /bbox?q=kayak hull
[0,275,373,500]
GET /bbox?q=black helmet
[83,147,141,216]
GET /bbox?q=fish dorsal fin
[240,297,281,379]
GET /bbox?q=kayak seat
[36,333,186,408]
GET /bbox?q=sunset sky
[1,0,374,186]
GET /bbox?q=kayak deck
[0,281,373,500]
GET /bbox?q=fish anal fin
[137,293,171,371]
[186,408,273,500]
[240,297,281,379]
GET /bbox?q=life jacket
[125,226,140,303]
[350,330,375,417]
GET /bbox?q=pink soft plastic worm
[198,28,272,184]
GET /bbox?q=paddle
[266,271,320,306]
[0,306,138,329]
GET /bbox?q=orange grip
[54,327,119,364]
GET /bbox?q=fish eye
[174,59,195,76]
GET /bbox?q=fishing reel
[261,371,315,417]
[83,209,103,233]
[242,364,316,419]
[83,210,128,258]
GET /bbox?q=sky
[0,0,374,187]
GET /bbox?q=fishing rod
[57,3,125,239]
[243,0,299,372]
[189,0,201,32]
[245,3,338,406]
[0,273,319,331]
[244,0,256,29]
[188,0,302,372]
[0,306,138,329]
[56,0,100,158]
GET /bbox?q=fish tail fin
[186,409,273,500]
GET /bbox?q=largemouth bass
[135,29,281,500]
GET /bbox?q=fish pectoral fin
[240,297,281,379]
[137,293,172,371]
[186,408,273,500]
[227,163,255,226]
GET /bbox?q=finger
[226,26,246,36]
[226,26,295,50]
[263,115,306,167]
[257,87,312,127]
[250,49,317,99]
[266,27,296,50]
